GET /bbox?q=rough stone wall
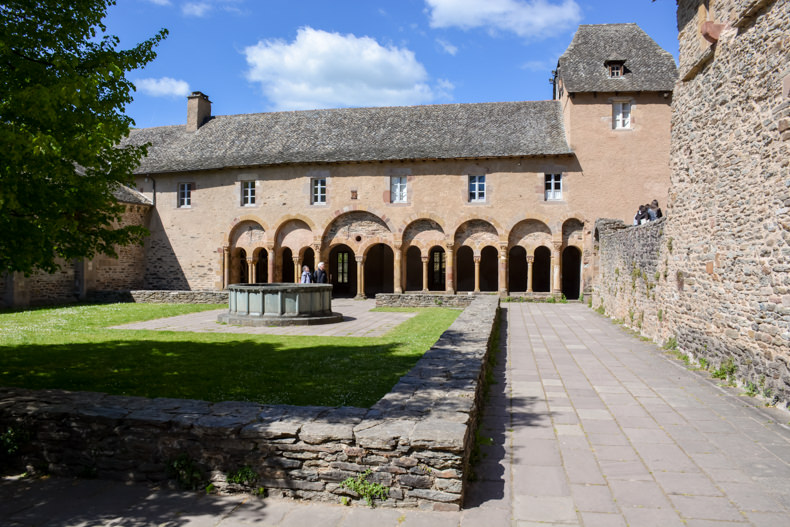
[0,296,498,510]
[88,205,150,291]
[594,0,790,404]
[375,293,476,308]
[87,290,228,304]
[3,258,80,307]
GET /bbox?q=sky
[103,0,681,129]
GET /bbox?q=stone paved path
[3,303,790,526]
[111,298,416,337]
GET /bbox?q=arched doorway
[480,246,498,292]
[562,246,582,300]
[457,246,475,292]
[405,246,422,291]
[533,246,551,292]
[329,244,356,297]
[428,246,446,291]
[237,248,248,285]
[364,244,394,296]
[302,247,315,279]
[255,249,268,284]
[281,248,294,283]
[508,246,527,292]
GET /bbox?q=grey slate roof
[112,184,152,205]
[558,24,677,93]
[124,101,571,174]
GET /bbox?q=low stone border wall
[0,296,499,510]
[87,290,228,304]
[375,293,478,308]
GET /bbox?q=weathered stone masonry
[593,0,790,405]
[0,296,498,510]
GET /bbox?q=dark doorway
[237,248,248,285]
[329,245,356,297]
[364,244,394,296]
[508,246,527,292]
[405,246,422,291]
[533,246,551,292]
[457,246,474,292]
[255,250,268,283]
[480,246,498,292]
[562,246,582,300]
[281,248,294,283]
[428,246,446,291]
[302,248,315,279]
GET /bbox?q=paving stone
[669,495,745,521]
[608,480,673,509]
[570,484,618,513]
[652,471,723,497]
[578,512,627,527]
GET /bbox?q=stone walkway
[3,303,790,526]
[111,298,416,337]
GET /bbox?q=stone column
[267,246,275,283]
[473,255,481,293]
[421,256,430,292]
[223,246,230,289]
[393,243,403,294]
[355,255,365,299]
[445,245,455,294]
[246,258,255,284]
[526,255,534,293]
[498,245,508,296]
[293,256,300,284]
[551,242,562,294]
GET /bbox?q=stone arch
[508,219,553,254]
[533,245,552,293]
[450,215,504,244]
[253,247,269,284]
[402,218,446,251]
[405,245,423,291]
[276,219,313,253]
[320,206,395,238]
[228,220,267,253]
[562,218,585,249]
[322,210,392,255]
[480,245,499,292]
[428,245,446,292]
[224,215,269,245]
[364,243,394,296]
[453,219,499,252]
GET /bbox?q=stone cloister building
[2,23,677,306]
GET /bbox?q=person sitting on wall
[300,265,312,283]
[633,204,649,225]
[648,199,663,221]
[314,261,328,283]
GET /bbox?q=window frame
[468,174,486,203]
[311,177,327,205]
[241,180,256,206]
[390,176,408,204]
[177,182,193,208]
[613,101,632,130]
[544,173,563,201]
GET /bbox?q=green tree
[0,0,167,274]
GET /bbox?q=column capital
[553,241,563,252]
[356,255,364,263]
[421,256,430,263]
[473,255,481,263]
[246,257,254,264]
[526,256,535,263]
[445,242,455,251]
[223,245,230,254]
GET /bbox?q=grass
[0,303,459,408]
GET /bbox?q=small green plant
[168,454,205,491]
[546,296,556,303]
[205,483,215,495]
[595,304,605,315]
[587,296,593,308]
[657,309,663,322]
[663,337,678,351]
[341,496,350,506]
[433,297,443,306]
[699,357,709,370]
[256,486,265,496]
[667,237,673,253]
[0,424,29,460]
[744,382,758,397]
[559,294,568,304]
[711,359,737,381]
[341,469,389,507]
[227,465,259,486]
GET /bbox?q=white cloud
[136,77,191,98]
[244,27,442,110]
[146,0,171,5]
[182,2,211,17]
[436,38,458,55]
[425,0,582,39]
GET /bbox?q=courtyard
[2,302,789,525]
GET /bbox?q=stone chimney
[186,91,211,132]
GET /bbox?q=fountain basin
[218,283,342,326]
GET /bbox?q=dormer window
[606,60,626,78]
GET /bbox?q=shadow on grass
[0,338,408,408]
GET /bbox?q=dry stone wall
[0,296,498,511]
[376,293,476,308]
[594,0,790,406]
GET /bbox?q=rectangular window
[613,102,631,129]
[469,175,486,202]
[545,174,562,201]
[311,177,326,204]
[177,183,192,208]
[241,180,255,206]
[337,252,349,283]
[390,176,407,203]
[609,64,622,77]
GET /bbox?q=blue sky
[105,0,680,129]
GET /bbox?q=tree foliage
[0,0,167,274]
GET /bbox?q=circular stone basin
[217,283,343,326]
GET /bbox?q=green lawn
[0,303,459,408]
